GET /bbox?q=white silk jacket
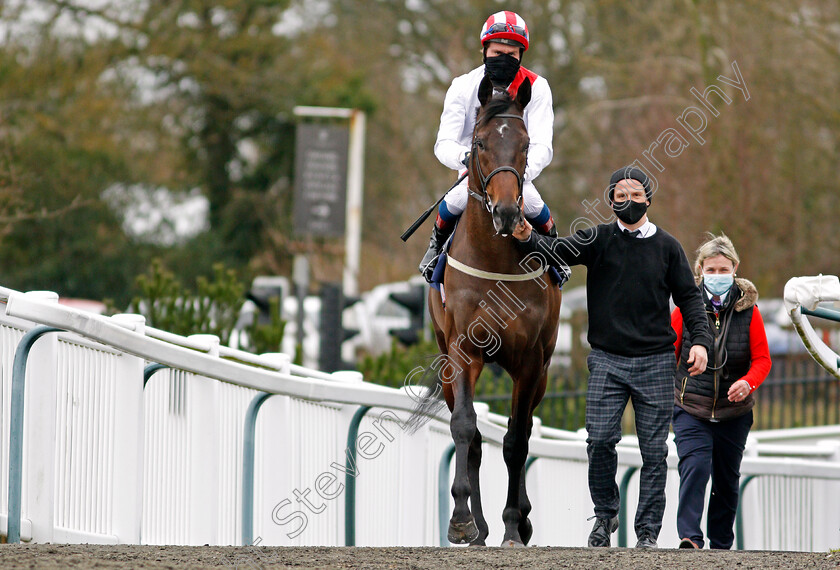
[434,65,554,183]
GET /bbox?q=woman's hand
[727,379,752,402]
[513,219,533,242]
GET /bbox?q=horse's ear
[478,75,493,107]
[516,77,532,109]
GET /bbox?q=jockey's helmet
[480,11,529,52]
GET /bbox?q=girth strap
[446,254,546,282]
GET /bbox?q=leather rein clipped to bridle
[467,113,526,213]
[448,111,547,283]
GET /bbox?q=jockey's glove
[461,151,471,167]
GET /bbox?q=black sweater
[520,223,712,357]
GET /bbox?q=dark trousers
[673,406,753,549]
[585,349,675,539]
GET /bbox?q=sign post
[344,110,365,298]
[292,123,350,237]
[293,106,366,298]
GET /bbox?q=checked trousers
[585,348,675,538]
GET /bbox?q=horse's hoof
[519,518,533,545]
[448,518,480,544]
[501,539,526,548]
[468,540,486,547]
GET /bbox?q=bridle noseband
[469,113,526,213]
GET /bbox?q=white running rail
[1,287,840,550]
[784,274,840,380]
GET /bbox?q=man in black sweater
[513,166,712,548]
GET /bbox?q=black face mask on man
[612,199,648,225]
[484,53,521,86]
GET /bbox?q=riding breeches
[438,178,547,223]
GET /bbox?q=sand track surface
[1,544,838,569]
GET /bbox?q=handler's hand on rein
[686,345,708,376]
[513,219,532,242]
[727,379,751,403]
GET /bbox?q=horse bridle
[468,113,526,213]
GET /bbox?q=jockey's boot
[419,223,455,283]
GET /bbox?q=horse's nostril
[498,205,519,222]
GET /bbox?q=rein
[468,113,526,212]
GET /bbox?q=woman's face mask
[703,273,734,296]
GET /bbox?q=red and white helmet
[480,11,529,51]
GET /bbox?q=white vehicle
[344,277,428,358]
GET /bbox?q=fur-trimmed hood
[694,276,758,312]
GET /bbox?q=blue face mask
[703,274,734,296]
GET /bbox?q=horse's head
[470,75,532,236]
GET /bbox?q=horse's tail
[404,363,447,435]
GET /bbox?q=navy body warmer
[675,278,758,421]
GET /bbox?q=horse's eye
[476,140,485,150]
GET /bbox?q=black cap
[608,166,652,203]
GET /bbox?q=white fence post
[23,291,59,543]
[188,334,220,545]
[251,353,290,545]
[110,314,146,543]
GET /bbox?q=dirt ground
[0,545,837,569]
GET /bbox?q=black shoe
[418,224,455,283]
[635,531,658,548]
[679,537,699,549]
[587,515,618,547]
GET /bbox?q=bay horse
[419,76,562,547]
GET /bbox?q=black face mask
[612,200,648,225]
[484,53,521,86]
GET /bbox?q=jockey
[419,10,557,282]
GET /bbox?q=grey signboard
[293,123,349,237]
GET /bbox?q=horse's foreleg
[500,395,531,547]
[467,428,489,546]
[502,360,548,549]
[517,422,534,545]
[517,368,549,545]
[447,370,480,544]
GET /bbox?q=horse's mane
[475,92,518,126]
